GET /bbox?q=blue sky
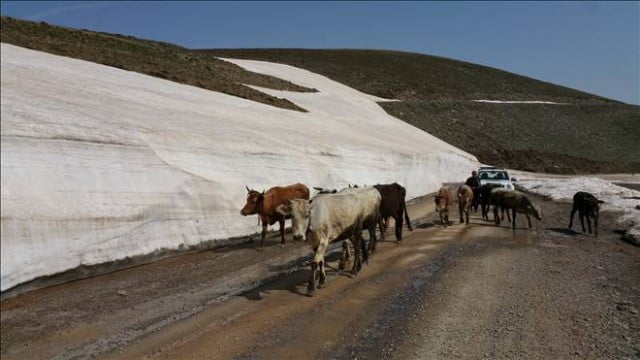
[2,1,638,104]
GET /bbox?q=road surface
[1,194,638,359]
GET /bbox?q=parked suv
[478,167,515,190]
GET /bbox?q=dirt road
[2,195,638,359]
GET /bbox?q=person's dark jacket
[465,176,480,188]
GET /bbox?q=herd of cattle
[240,181,603,295]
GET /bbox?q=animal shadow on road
[415,221,436,229]
[547,227,581,236]
[240,269,309,300]
[243,252,345,300]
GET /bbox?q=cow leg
[505,208,512,223]
[512,208,517,230]
[357,232,365,272]
[465,205,470,225]
[579,211,586,232]
[445,211,449,227]
[259,223,268,248]
[368,224,377,249]
[526,213,532,228]
[361,231,369,265]
[350,235,361,276]
[494,206,500,225]
[339,240,350,270]
[309,242,328,295]
[308,262,318,295]
[279,218,286,245]
[568,205,577,229]
[318,261,326,287]
[586,215,592,234]
[459,203,464,224]
[482,202,487,220]
[395,211,403,242]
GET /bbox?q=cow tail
[403,200,413,231]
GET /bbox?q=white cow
[313,186,385,246]
[336,186,385,246]
[277,189,380,295]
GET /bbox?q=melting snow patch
[516,177,640,240]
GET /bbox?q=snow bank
[472,100,568,105]
[0,44,478,291]
[516,176,640,237]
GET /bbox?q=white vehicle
[478,168,516,190]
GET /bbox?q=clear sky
[2,1,638,104]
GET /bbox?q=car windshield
[479,171,509,180]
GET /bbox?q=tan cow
[435,187,453,227]
[457,185,474,225]
[491,188,542,229]
[240,183,310,248]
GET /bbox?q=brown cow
[435,187,453,227]
[457,185,473,225]
[240,183,310,247]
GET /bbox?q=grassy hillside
[205,49,640,174]
[203,49,616,104]
[2,17,638,173]
[0,16,315,112]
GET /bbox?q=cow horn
[261,190,265,195]
[313,186,323,191]
[245,185,251,193]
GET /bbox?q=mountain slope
[1,16,638,173]
[205,49,640,173]
[203,49,616,104]
[0,16,314,112]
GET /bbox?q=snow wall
[0,44,478,291]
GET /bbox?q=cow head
[240,186,265,216]
[524,198,542,221]
[276,199,311,241]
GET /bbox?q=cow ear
[275,204,291,216]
